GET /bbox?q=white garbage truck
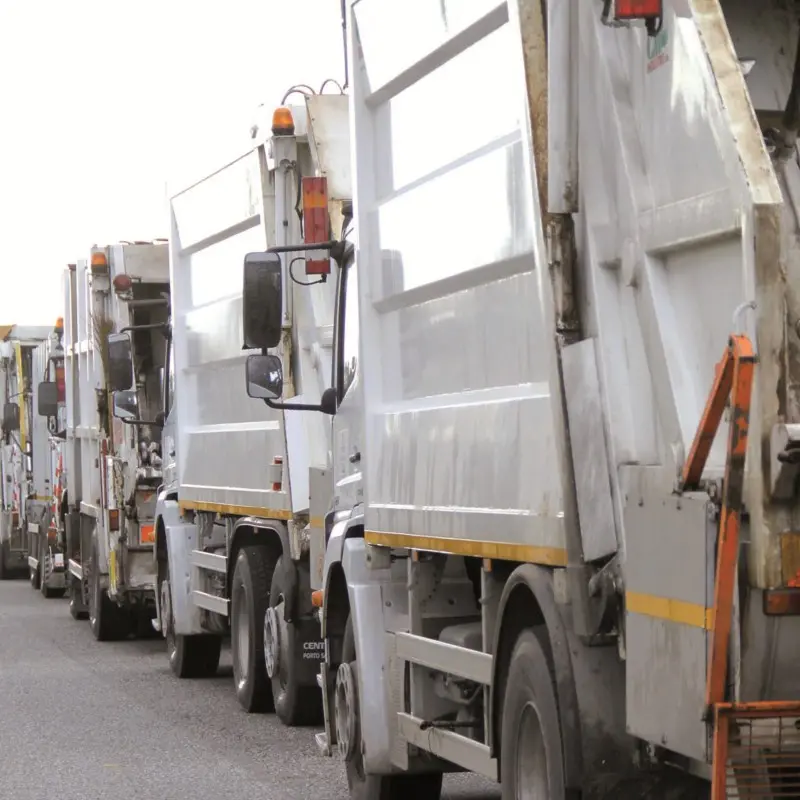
[0,324,54,581]
[245,0,800,797]
[155,90,349,725]
[28,317,70,598]
[63,243,170,636]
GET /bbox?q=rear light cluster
[614,0,662,18]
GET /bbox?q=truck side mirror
[37,381,59,418]
[242,252,282,350]
[107,332,134,392]
[245,354,283,400]
[112,389,138,420]
[2,402,19,432]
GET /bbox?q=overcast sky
[0,0,344,324]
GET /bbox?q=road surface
[0,579,499,800]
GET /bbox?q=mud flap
[294,616,326,685]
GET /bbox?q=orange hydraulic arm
[680,334,755,712]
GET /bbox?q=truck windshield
[341,259,359,398]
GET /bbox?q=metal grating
[713,703,800,799]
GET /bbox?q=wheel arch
[228,517,288,598]
[491,563,583,790]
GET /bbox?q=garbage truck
[155,89,348,725]
[243,0,800,797]
[27,317,70,598]
[63,243,170,636]
[0,324,54,580]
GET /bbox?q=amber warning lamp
[271,106,295,136]
[90,251,109,274]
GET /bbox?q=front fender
[156,495,204,637]
[323,533,395,774]
[321,510,364,614]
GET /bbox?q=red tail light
[615,0,662,18]
[303,177,331,276]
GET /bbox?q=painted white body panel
[169,100,346,519]
[350,0,566,553]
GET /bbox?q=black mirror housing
[107,332,133,392]
[112,389,138,420]
[37,381,59,418]
[243,252,282,350]
[246,353,284,400]
[2,402,19,432]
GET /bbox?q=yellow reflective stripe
[365,530,568,567]
[179,500,292,520]
[626,591,714,630]
[14,342,25,451]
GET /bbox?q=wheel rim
[89,565,98,627]
[264,605,281,680]
[335,661,359,762]
[234,581,250,689]
[161,578,176,661]
[516,701,550,799]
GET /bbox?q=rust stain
[780,532,800,586]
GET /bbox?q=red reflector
[764,589,800,616]
[615,0,662,18]
[303,176,331,277]
[113,274,133,294]
[109,509,120,532]
[55,365,66,404]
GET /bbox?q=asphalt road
[0,579,500,800]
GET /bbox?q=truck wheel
[266,556,323,726]
[160,571,221,678]
[69,577,88,619]
[339,615,443,800]
[88,542,130,641]
[231,545,276,713]
[500,628,566,800]
[30,561,41,590]
[40,556,65,598]
[42,578,66,599]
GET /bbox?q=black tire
[169,629,222,679]
[341,616,443,800]
[231,545,277,713]
[69,577,88,620]
[268,557,323,726]
[42,582,66,599]
[40,555,65,598]
[0,540,8,580]
[88,541,130,642]
[159,564,221,679]
[500,628,566,800]
[30,560,41,590]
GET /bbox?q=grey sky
[0,0,345,324]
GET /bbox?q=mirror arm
[120,418,164,427]
[266,241,338,255]
[266,240,352,268]
[264,399,325,412]
[120,322,170,334]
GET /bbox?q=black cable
[289,257,326,286]
[319,78,345,95]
